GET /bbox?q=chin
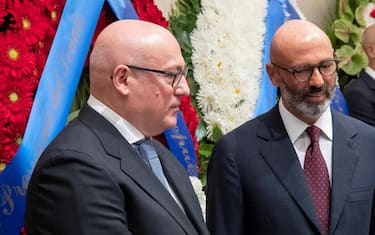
[161,118,177,130]
[297,99,330,118]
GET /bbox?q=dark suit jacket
[343,70,375,127]
[24,105,209,235]
[206,106,375,235]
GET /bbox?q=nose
[174,76,190,96]
[308,67,324,87]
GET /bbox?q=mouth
[305,91,326,103]
[170,104,181,111]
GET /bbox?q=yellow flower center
[8,48,19,61]
[16,137,22,146]
[0,163,6,172]
[217,61,222,68]
[51,11,57,20]
[22,17,31,30]
[9,92,19,103]
[235,88,240,95]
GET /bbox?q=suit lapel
[258,107,321,231]
[119,145,197,235]
[329,112,359,232]
[78,105,197,234]
[156,144,205,234]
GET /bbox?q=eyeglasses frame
[125,64,188,87]
[271,59,339,83]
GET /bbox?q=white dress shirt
[278,99,333,184]
[365,66,375,80]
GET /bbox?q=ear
[266,63,281,87]
[112,64,130,95]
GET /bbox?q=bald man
[24,20,209,235]
[344,23,375,127]
[206,20,375,235]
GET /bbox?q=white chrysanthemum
[189,176,206,220]
[191,0,267,138]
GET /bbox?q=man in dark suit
[344,23,375,127]
[24,20,209,235]
[206,20,375,235]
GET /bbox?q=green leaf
[355,4,367,27]
[169,0,208,145]
[333,19,352,43]
[350,24,361,44]
[356,0,370,6]
[336,45,367,75]
[67,109,80,124]
[198,143,213,158]
[332,19,361,44]
[337,0,354,22]
[196,123,207,142]
[210,126,223,142]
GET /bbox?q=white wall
[296,0,336,29]
[154,0,175,19]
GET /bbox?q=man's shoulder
[40,118,102,161]
[344,71,373,93]
[333,110,375,133]
[218,106,278,141]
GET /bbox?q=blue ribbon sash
[0,1,105,233]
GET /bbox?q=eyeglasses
[126,64,188,87]
[271,59,339,82]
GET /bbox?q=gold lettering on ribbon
[37,13,84,163]
[170,126,196,175]
[0,175,30,217]
[1,185,13,215]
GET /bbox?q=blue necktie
[136,139,169,190]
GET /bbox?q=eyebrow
[290,58,336,69]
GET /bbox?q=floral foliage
[168,0,267,183]
[0,0,65,168]
[327,0,375,86]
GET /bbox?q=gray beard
[281,83,336,119]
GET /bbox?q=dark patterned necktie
[303,126,330,235]
[135,139,169,190]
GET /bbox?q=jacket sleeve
[24,149,133,235]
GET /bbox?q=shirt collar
[279,98,333,143]
[365,67,375,80]
[87,95,144,144]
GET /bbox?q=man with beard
[206,20,375,235]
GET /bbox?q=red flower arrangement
[371,7,375,18]
[1,0,200,172]
[0,0,65,171]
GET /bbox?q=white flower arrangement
[190,0,267,138]
[189,176,206,220]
